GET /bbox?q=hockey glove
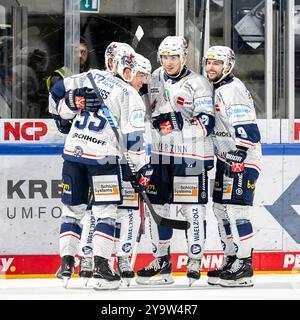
[131,163,153,193]
[152,111,183,135]
[224,149,247,177]
[52,114,72,134]
[65,87,103,112]
[190,113,215,137]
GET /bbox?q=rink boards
[0,119,300,277]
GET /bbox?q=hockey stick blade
[140,192,190,230]
[132,25,144,49]
[87,72,189,230]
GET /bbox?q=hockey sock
[59,221,82,257]
[93,218,116,260]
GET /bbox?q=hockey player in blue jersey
[204,46,262,287]
[136,36,215,286]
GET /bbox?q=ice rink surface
[1,274,300,300]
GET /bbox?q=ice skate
[207,255,237,286]
[55,266,63,279]
[77,256,93,287]
[59,255,75,288]
[186,258,201,286]
[93,256,120,290]
[136,254,174,285]
[117,256,134,287]
[79,256,93,278]
[219,256,254,287]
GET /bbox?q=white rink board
[1,153,300,255]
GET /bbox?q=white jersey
[148,67,214,167]
[56,69,147,171]
[212,75,262,172]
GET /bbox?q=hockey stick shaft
[130,199,145,270]
[87,72,189,230]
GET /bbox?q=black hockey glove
[52,114,72,134]
[65,87,103,112]
[224,148,247,177]
[152,111,183,135]
[131,163,153,193]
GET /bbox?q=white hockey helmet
[112,43,136,82]
[158,36,188,58]
[104,41,119,71]
[132,53,152,77]
[204,46,235,83]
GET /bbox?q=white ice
[1,274,300,300]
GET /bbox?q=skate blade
[219,277,254,288]
[120,278,132,287]
[207,277,220,286]
[62,276,70,288]
[78,277,90,288]
[136,274,174,286]
[55,267,63,279]
[93,279,120,290]
[188,278,198,287]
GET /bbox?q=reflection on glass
[0,4,12,118]
[232,0,265,118]
[295,2,300,118]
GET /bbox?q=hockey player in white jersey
[73,42,138,283]
[115,53,152,286]
[75,43,153,286]
[136,36,215,286]
[51,45,152,290]
[204,46,262,287]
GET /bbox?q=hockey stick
[132,25,144,49]
[130,198,145,270]
[86,72,190,230]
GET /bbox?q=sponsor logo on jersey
[94,72,106,83]
[215,103,220,112]
[177,97,185,105]
[194,97,213,108]
[129,109,145,128]
[72,133,106,145]
[212,130,231,137]
[74,146,83,157]
[150,87,159,94]
[227,106,251,118]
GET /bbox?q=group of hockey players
[49,34,262,290]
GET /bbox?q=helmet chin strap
[163,55,187,79]
[213,64,233,84]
